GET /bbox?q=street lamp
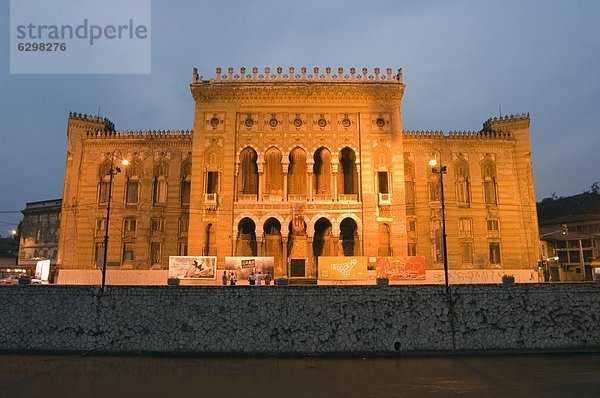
[101,150,128,290]
[429,158,449,294]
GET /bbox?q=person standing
[249,272,256,286]
[257,271,263,286]
[230,272,237,286]
[264,271,272,286]
[222,271,228,286]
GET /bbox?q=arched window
[204,223,216,256]
[454,156,470,206]
[340,218,359,256]
[378,223,391,256]
[264,147,283,196]
[236,218,257,256]
[264,218,282,273]
[125,157,143,205]
[238,147,258,196]
[180,158,191,206]
[288,147,307,196]
[339,147,358,195]
[481,156,498,205]
[97,160,112,205]
[313,147,332,195]
[404,159,416,214]
[153,159,168,205]
[313,218,334,258]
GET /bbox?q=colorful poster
[318,257,368,280]
[224,257,274,280]
[168,256,217,279]
[375,256,426,281]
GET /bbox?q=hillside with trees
[537,183,600,223]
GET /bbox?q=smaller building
[539,214,600,281]
[0,237,18,268]
[18,199,62,272]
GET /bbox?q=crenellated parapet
[403,130,513,140]
[68,111,115,131]
[192,66,403,84]
[85,129,193,139]
[483,112,530,132]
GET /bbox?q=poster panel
[224,257,274,280]
[34,259,51,282]
[168,256,217,279]
[318,257,368,280]
[375,256,426,281]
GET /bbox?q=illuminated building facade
[58,67,540,280]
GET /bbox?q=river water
[1,354,599,397]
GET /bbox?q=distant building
[18,199,62,270]
[58,66,540,280]
[0,238,18,268]
[539,214,600,281]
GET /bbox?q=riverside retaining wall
[1,284,599,356]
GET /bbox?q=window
[461,242,473,263]
[153,178,167,204]
[178,242,188,256]
[207,171,219,194]
[407,218,417,232]
[458,218,472,238]
[180,180,191,205]
[151,218,164,232]
[122,243,135,262]
[96,218,106,236]
[569,250,581,263]
[98,180,110,204]
[482,157,498,205]
[179,216,189,235]
[489,242,501,265]
[124,218,137,234]
[94,243,104,266]
[487,219,499,231]
[454,157,470,206]
[150,242,162,265]
[429,179,441,202]
[377,171,389,194]
[126,179,139,204]
[407,242,417,256]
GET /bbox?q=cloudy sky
[1,0,599,235]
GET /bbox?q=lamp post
[101,150,128,290]
[429,159,449,294]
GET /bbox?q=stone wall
[1,284,599,356]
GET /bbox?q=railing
[237,193,257,202]
[288,194,307,202]
[263,194,283,202]
[338,194,359,202]
[314,194,333,202]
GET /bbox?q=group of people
[222,270,273,286]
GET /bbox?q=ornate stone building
[58,66,540,280]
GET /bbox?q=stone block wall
[0,284,598,355]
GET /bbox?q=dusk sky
[1,0,599,236]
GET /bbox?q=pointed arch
[454,155,471,206]
[264,147,283,196]
[481,156,498,205]
[313,147,332,195]
[338,147,358,195]
[288,147,307,195]
[238,147,259,195]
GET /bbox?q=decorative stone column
[256,235,263,256]
[232,230,238,256]
[308,171,314,201]
[281,236,288,278]
[282,161,289,202]
[257,161,264,201]
[356,161,362,202]
[332,161,339,201]
[307,236,315,278]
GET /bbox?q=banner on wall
[225,257,274,280]
[318,257,368,280]
[375,256,426,281]
[168,256,217,279]
[34,259,51,282]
